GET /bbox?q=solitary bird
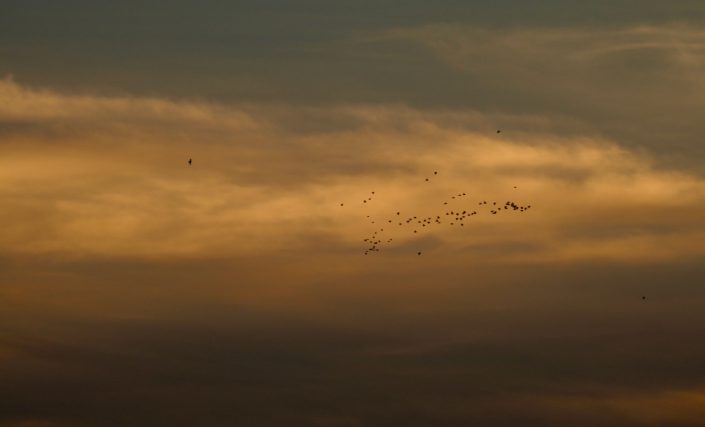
[188,158,192,165]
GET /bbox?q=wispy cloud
[376,23,705,166]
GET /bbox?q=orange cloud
[1,78,704,266]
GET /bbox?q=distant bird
[642,296,647,300]
[496,130,501,134]
[417,252,422,255]
[340,203,344,206]
[188,158,192,165]
[434,171,438,175]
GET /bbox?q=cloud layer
[2,77,704,264]
[3,19,705,426]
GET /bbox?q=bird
[496,130,501,134]
[188,158,192,165]
[417,252,422,255]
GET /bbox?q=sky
[2,2,705,426]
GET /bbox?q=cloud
[4,299,705,427]
[1,78,705,265]
[4,13,705,427]
[378,23,705,165]
[516,388,705,426]
[384,24,705,99]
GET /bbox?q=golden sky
[2,3,705,426]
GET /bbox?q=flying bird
[188,158,192,165]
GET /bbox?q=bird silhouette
[188,158,192,165]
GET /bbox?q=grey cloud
[382,24,705,169]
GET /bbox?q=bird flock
[186,129,534,258]
[341,168,532,256]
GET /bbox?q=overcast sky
[2,2,705,426]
